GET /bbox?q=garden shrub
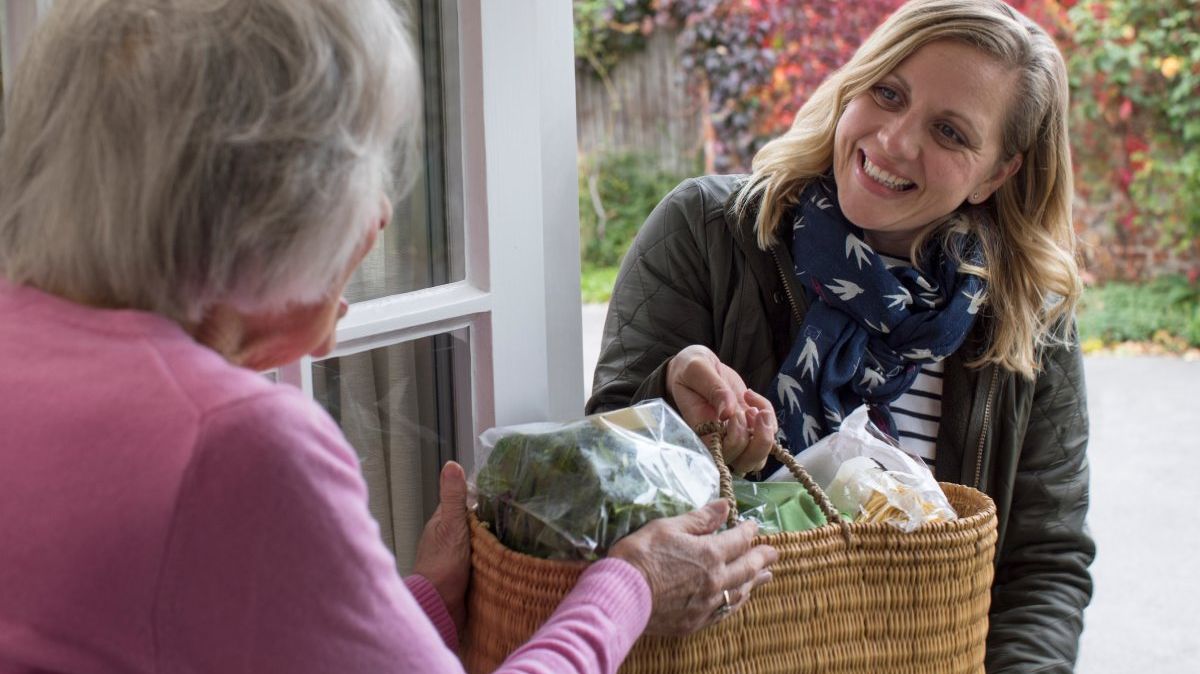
[1078,276,1200,348]
[578,150,700,270]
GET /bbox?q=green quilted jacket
[587,175,1095,673]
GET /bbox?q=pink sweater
[0,280,651,673]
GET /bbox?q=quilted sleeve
[986,337,1096,673]
[586,179,716,414]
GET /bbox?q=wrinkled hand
[666,345,777,473]
[412,461,471,634]
[610,500,778,636]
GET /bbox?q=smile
[861,151,915,192]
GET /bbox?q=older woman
[590,0,1094,670]
[0,1,777,672]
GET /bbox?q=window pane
[343,0,464,302]
[311,329,467,573]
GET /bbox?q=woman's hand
[610,500,778,636]
[666,345,777,474]
[412,461,471,634]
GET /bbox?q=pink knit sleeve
[495,558,652,674]
[153,387,651,673]
[154,388,469,672]
[405,574,458,650]
[403,558,654,670]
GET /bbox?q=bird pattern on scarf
[765,178,987,461]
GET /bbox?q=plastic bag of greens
[733,479,827,535]
[473,400,720,561]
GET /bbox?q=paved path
[581,303,609,398]
[1075,356,1200,673]
[581,303,1200,672]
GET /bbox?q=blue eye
[873,85,901,105]
[936,122,967,146]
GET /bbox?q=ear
[971,153,1023,204]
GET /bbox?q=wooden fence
[575,30,704,174]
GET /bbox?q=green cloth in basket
[733,479,827,534]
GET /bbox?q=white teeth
[862,154,914,191]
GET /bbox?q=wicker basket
[464,425,998,674]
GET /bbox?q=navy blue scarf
[766,179,986,455]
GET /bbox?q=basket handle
[695,421,853,546]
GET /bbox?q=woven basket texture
[463,483,997,674]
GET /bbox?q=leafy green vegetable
[475,402,719,560]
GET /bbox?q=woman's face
[832,40,1023,256]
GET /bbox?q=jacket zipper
[973,366,999,490]
[771,246,806,325]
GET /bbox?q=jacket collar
[722,182,811,332]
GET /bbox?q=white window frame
[2,0,586,472]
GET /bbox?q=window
[312,332,468,572]
[1,0,584,571]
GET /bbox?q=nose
[878,112,920,161]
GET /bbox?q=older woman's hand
[666,345,777,474]
[412,461,471,634]
[610,500,778,636]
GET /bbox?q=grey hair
[0,0,421,323]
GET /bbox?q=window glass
[343,0,464,302]
[311,330,467,573]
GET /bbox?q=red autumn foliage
[683,0,1071,170]
[580,0,1198,279]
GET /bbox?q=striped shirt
[879,253,943,467]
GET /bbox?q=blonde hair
[733,0,1080,378]
[0,0,421,323]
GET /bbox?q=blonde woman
[589,0,1093,669]
[0,1,778,672]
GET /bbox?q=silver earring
[972,192,980,203]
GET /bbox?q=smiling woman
[589,0,1094,671]
[833,40,1022,256]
